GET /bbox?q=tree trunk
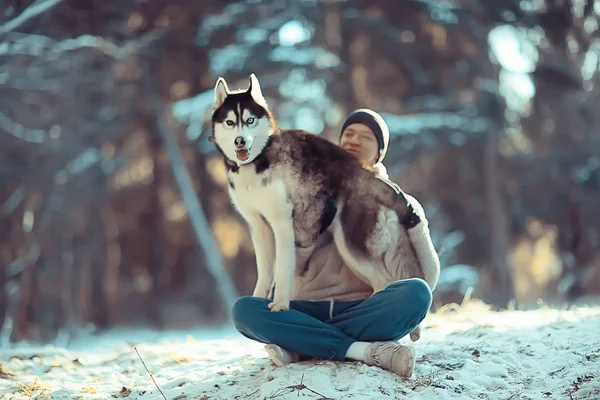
[483,128,514,307]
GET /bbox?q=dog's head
[211,74,275,165]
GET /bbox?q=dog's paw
[268,299,290,312]
[400,204,421,229]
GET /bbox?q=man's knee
[388,278,433,314]
[232,296,269,331]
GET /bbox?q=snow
[2,301,599,399]
[437,264,479,295]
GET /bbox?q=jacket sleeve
[373,171,441,291]
[403,192,441,291]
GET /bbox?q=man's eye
[225,120,235,126]
[246,117,255,124]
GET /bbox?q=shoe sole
[397,346,416,377]
[265,344,294,367]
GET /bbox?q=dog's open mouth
[235,148,249,161]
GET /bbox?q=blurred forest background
[1,0,599,345]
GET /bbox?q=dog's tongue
[235,149,249,161]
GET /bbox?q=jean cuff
[335,337,357,361]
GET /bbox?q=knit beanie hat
[340,108,390,164]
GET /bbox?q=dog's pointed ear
[214,77,229,109]
[248,73,268,108]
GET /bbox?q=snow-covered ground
[1,300,599,400]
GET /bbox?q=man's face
[339,123,379,165]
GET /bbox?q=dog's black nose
[234,136,246,148]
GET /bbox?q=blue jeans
[232,278,432,361]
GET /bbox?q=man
[232,109,437,378]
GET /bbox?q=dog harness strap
[318,194,337,234]
[375,175,402,195]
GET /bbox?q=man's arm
[373,168,440,290]
[403,193,441,290]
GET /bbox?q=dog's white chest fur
[227,164,297,310]
[228,166,291,221]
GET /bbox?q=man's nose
[234,136,246,148]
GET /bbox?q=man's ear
[214,77,229,109]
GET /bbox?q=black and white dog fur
[210,74,440,323]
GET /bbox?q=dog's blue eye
[226,120,234,126]
[246,117,255,125]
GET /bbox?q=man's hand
[400,204,420,229]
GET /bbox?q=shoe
[410,325,421,342]
[265,344,300,367]
[363,342,416,377]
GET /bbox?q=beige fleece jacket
[292,231,374,301]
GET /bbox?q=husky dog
[210,74,439,313]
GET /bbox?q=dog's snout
[234,136,246,148]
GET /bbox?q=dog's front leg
[246,214,275,298]
[268,216,295,312]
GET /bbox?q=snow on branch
[0,31,164,59]
[0,0,66,35]
[0,71,61,91]
[381,112,490,136]
[4,242,41,281]
[2,185,25,216]
[0,111,46,143]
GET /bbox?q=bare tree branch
[134,347,167,400]
[0,0,66,35]
[0,242,41,345]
